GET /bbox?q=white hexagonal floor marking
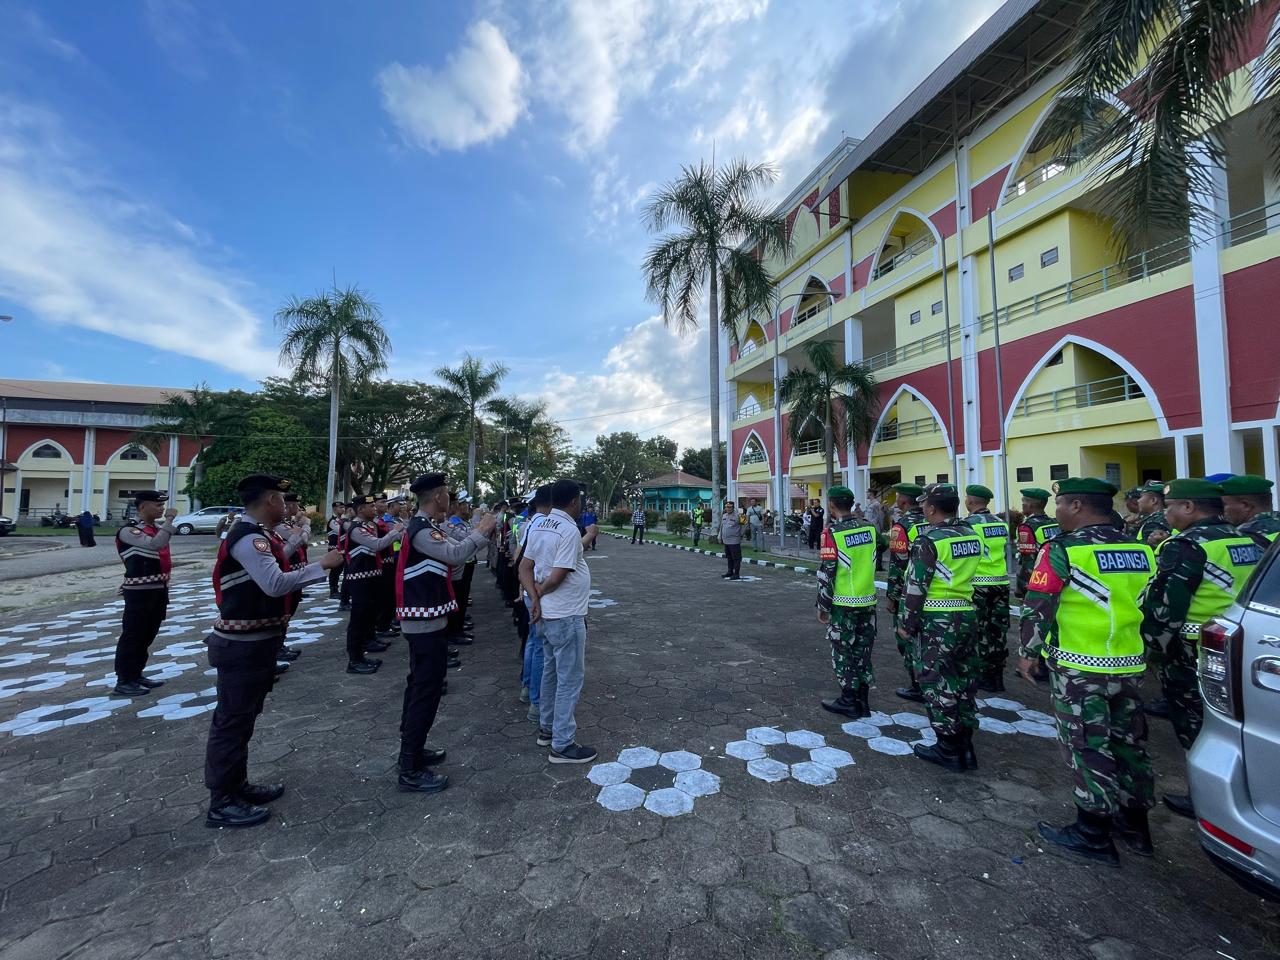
[727,728,854,785]
[0,671,86,700]
[0,652,49,670]
[589,746,720,816]
[842,711,937,756]
[0,696,134,736]
[975,697,1056,738]
[137,687,219,720]
[85,661,200,689]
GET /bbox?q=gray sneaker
[549,743,597,764]
[536,728,553,746]
[527,703,540,722]
[519,685,530,704]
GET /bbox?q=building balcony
[875,416,942,443]
[871,236,935,282]
[1011,373,1144,420]
[792,438,825,458]
[731,396,775,424]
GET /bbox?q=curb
[0,542,72,561]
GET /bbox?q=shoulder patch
[431,530,446,541]
[253,537,272,553]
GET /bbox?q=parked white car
[172,506,239,535]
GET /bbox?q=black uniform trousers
[327,534,342,597]
[399,628,449,769]
[724,543,743,578]
[346,582,379,662]
[445,576,469,639]
[461,561,476,609]
[375,563,397,633]
[631,524,645,544]
[204,635,278,795]
[114,588,168,682]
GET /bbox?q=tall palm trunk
[522,432,531,491]
[192,453,205,511]
[325,340,340,511]
[708,257,722,534]
[467,407,477,493]
[823,398,835,495]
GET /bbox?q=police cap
[1163,478,1225,500]
[283,492,300,503]
[236,474,289,504]
[1019,487,1051,503]
[132,490,168,506]
[1053,477,1118,497]
[965,484,994,501]
[350,494,378,507]
[892,482,923,497]
[1220,474,1274,496]
[409,473,448,495]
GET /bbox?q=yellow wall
[968,86,1059,185]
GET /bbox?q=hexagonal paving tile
[975,697,1055,737]
[841,711,937,756]
[589,747,720,816]
[728,728,854,785]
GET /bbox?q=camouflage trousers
[827,607,876,691]
[887,586,914,675]
[1158,636,1203,751]
[1049,668,1154,815]
[915,610,980,736]
[972,585,1010,678]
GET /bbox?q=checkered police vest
[116,520,172,588]
[343,520,382,582]
[395,515,458,621]
[212,520,293,632]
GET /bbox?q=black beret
[409,473,448,495]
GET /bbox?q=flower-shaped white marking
[0,696,133,736]
[137,687,218,721]
[975,697,1056,738]
[589,747,720,816]
[841,711,938,756]
[0,671,86,700]
[725,728,854,785]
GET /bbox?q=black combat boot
[960,727,978,770]
[895,668,926,703]
[1145,697,1171,719]
[912,732,967,772]
[398,764,449,794]
[1114,806,1154,857]
[821,687,862,719]
[1037,809,1120,866]
[206,793,271,829]
[237,781,285,805]
[855,686,871,718]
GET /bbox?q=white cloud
[377,21,524,152]
[0,98,277,377]
[144,0,246,80]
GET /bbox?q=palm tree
[435,354,508,493]
[276,286,389,511]
[643,158,790,531]
[135,382,230,509]
[779,340,879,493]
[1046,0,1276,253]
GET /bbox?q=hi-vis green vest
[967,513,1010,586]
[832,523,878,608]
[922,525,983,611]
[1180,527,1264,640]
[1051,540,1154,674]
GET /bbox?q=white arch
[736,429,771,472]
[736,392,762,417]
[866,383,955,462]
[785,412,834,471]
[16,438,74,463]
[997,91,1128,208]
[104,441,159,466]
[869,207,941,282]
[1001,334,1169,435]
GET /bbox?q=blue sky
[0,0,999,448]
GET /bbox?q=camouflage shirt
[1135,510,1172,547]
[1015,513,1059,595]
[1140,517,1235,651]
[816,514,862,614]
[1019,523,1134,659]
[901,519,972,635]
[1239,511,1280,548]
[886,508,927,607]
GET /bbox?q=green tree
[572,432,678,510]
[192,407,325,507]
[678,442,726,490]
[1047,0,1274,253]
[434,354,508,494]
[276,285,390,513]
[341,380,441,495]
[643,158,790,533]
[134,382,239,510]
[778,340,879,492]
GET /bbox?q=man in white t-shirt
[520,478,597,764]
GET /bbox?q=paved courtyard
[0,541,1275,959]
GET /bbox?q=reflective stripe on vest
[923,528,982,610]
[832,523,878,608]
[968,514,1010,585]
[1183,530,1264,637]
[1050,541,1154,674]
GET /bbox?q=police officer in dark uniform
[273,492,311,665]
[396,473,497,793]
[344,494,403,674]
[374,496,399,638]
[111,490,178,697]
[204,475,343,828]
[326,500,346,599]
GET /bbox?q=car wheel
[177,523,194,536]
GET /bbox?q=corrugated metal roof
[0,379,189,406]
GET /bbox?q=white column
[1189,141,1242,473]
[857,465,870,503]
[100,468,110,517]
[1262,425,1279,509]
[1175,433,1191,477]
[953,139,982,487]
[80,428,95,513]
[13,469,23,516]
[167,435,178,496]
[843,316,859,493]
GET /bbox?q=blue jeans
[538,615,587,751]
[521,597,543,706]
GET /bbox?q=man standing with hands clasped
[111,491,178,697]
[816,486,878,719]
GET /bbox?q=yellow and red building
[728,0,1280,510]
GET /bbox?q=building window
[909,310,922,325]
[931,301,943,315]
[119,446,148,461]
[1008,263,1024,282]
[914,475,927,485]
[1105,462,1122,486]
[1016,467,1034,483]
[1049,464,1069,481]
[1040,247,1059,268]
[31,444,62,459]
[936,473,949,483]
[1046,349,1064,366]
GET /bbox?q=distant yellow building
[727,0,1280,511]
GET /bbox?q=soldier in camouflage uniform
[962,484,1012,692]
[1018,478,1155,866]
[898,483,983,772]
[816,486,878,719]
[1122,488,1143,539]
[1014,488,1060,598]
[885,482,929,702]
[1221,475,1280,547]
[1133,480,1172,548]
[1141,478,1264,818]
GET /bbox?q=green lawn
[7,526,122,537]
[605,528,818,570]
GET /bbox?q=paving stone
[668,921,746,960]
[575,868,645,919]
[397,883,471,939]
[711,885,775,939]
[775,826,837,865]
[783,892,849,951]
[517,859,586,909]
[742,852,810,897]
[526,903,599,956]
[640,879,708,928]
[208,897,296,957]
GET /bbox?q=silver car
[172,506,239,535]
[1191,544,1280,901]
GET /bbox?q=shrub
[644,509,661,528]
[609,508,631,528]
[666,512,691,537]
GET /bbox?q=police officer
[1018,478,1156,865]
[326,500,346,599]
[1014,488,1060,597]
[1141,478,1263,818]
[885,482,928,702]
[111,491,178,697]
[816,485,878,719]
[1133,480,1172,547]
[273,492,312,664]
[1221,474,1280,546]
[204,475,343,828]
[962,484,1012,692]
[397,472,497,793]
[344,495,404,674]
[374,496,400,638]
[898,483,983,771]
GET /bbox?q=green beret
[1124,487,1141,499]
[1136,480,1166,494]
[1019,487,1051,502]
[1221,474,1274,496]
[1164,478,1225,499]
[892,482,923,497]
[1053,477,1118,497]
[965,484,994,500]
[827,485,854,500]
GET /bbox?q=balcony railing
[739,339,762,357]
[1223,198,1280,248]
[1012,373,1143,419]
[741,448,767,465]
[875,416,942,443]
[864,328,954,372]
[1003,149,1081,201]
[731,397,775,422]
[793,439,825,457]
[871,236,935,281]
